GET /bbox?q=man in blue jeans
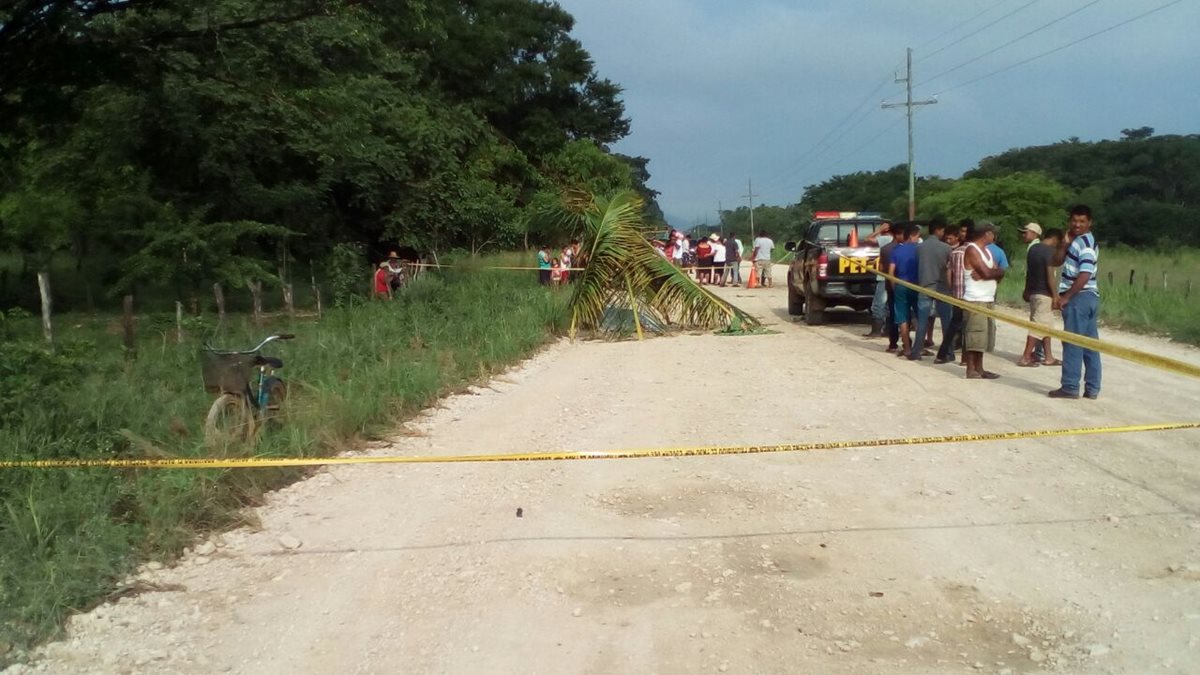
[864,221,894,338]
[1049,205,1101,399]
[910,219,950,360]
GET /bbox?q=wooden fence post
[1128,269,1136,287]
[175,301,185,344]
[122,294,136,359]
[1187,279,1193,299]
[1143,272,1148,291]
[1162,270,1167,290]
[249,281,263,327]
[311,272,322,319]
[1106,271,1113,286]
[283,283,295,318]
[37,271,54,350]
[213,283,226,320]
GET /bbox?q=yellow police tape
[2,421,1196,470]
[871,268,1200,380]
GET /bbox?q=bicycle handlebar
[204,334,296,355]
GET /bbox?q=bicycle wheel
[205,393,256,446]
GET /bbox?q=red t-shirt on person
[374,268,390,293]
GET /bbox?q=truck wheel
[804,288,826,326]
[787,273,804,316]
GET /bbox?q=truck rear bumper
[819,279,877,301]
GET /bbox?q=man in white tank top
[962,223,1006,379]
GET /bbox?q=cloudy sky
[556,0,1200,226]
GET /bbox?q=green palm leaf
[564,190,758,338]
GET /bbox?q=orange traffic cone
[848,227,859,248]
[747,264,759,289]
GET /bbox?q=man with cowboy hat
[385,251,406,292]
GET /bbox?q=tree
[1121,126,1155,141]
[1,0,645,310]
[918,173,1070,252]
[799,165,908,217]
[968,133,1200,246]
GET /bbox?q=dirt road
[14,267,1200,674]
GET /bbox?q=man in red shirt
[373,262,391,300]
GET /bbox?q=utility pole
[742,179,758,241]
[716,200,724,232]
[882,47,937,221]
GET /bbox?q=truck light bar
[813,211,883,220]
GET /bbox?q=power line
[917,0,1043,64]
[822,117,905,176]
[915,0,1012,53]
[915,0,1104,90]
[756,74,893,195]
[934,0,1185,95]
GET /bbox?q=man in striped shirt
[1049,204,1101,400]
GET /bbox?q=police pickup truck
[785,212,885,325]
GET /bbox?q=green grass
[996,246,1200,344]
[0,256,566,659]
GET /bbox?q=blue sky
[556,0,1200,226]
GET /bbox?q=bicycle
[201,334,295,445]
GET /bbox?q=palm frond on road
[564,190,758,339]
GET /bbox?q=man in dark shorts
[888,223,922,359]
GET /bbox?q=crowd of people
[372,250,418,300]
[536,241,582,287]
[864,204,1102,399]
[650,229,777,287]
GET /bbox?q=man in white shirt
[752,231,775,288]
[671,231,685,267]
[710,233,727,286]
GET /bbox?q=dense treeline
[966,130,1200,247]
[0,0,663,308]
[751,129,1198,251]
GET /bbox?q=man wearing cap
[1020,223,1049,363]
[1019,226,1063,367]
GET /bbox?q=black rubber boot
[862,320,883,338]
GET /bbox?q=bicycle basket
[200,350,254,394]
